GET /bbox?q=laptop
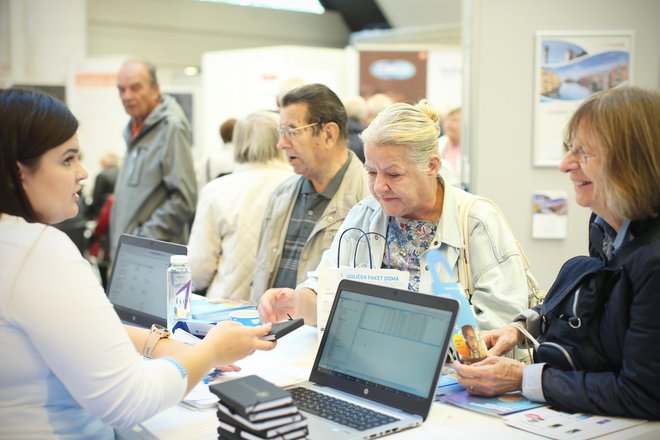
[287,279,458,439]
[107,234,187,328]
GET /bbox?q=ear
[322,121,340,147]
[16,161,27,181]
[428,155,441,176]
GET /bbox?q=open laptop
[287,279,458,439]
[107,234,187,328]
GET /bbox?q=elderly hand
[480,323,523,356]
[257,288,299,324]
[452,356,524,396]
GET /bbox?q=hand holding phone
[260,318,304,341]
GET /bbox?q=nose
[276,135,291,150]
[559,150,578,173]
[78,162,89,181]
[372,173,388,193]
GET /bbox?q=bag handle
[457,195,544,306]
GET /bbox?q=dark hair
[281,83,348,141]
[0,88,79,222]
[219,118,237,143]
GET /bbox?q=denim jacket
[298,184,529,330]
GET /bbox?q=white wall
[3,0,86,84]
[201,46,348,161]
[465,0,660,289]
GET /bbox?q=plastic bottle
[167,254,192,330]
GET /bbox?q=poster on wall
[533,31,634,167]
[532,191,568,240]
[359,51,427,104]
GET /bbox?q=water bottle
[167,254,192,331]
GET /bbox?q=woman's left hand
[452,356,524,396]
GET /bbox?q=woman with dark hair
[0,89,276,439]
[454,86,660,419]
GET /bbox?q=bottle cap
[170,255,188,265]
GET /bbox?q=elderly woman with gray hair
[258,99,530,330]
[188,111,293,300]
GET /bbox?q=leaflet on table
[316,266,409,339]
[190,296,254,320]
[179,382,219,411]
[435,370,464,398]
[503,406,647,440]
[438,390,546,416]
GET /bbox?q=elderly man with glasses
[250,83,369,303]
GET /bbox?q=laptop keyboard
[290,387,399,431]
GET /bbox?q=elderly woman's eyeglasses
[563,141,595,164]
[277,122,319,139]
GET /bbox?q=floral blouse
[384,216,439,291]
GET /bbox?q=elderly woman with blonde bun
[258,99,530,331]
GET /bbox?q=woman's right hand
[203,320,275,366]
[480,324,523,356]
[257,288,299,324]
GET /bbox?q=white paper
[503,406,646,440]
[317,266,409,339]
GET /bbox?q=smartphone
[260,318,304,341]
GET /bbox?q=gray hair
[344,96,368,122]
[233,111,284,164]
[360,99,441,168]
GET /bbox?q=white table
[117,326,660,440]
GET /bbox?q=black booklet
[217,418,308,440]
[210,375,293,418]
[216,400,303,432]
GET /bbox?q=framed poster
[533,31,634,167]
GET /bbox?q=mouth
[573,179,592,187]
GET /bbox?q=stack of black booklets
[209,375,308,440]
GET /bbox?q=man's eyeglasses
[563,141,595,164]
[277,122,319,139]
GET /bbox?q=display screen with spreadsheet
[317,286,455,400]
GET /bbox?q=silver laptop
[287,279,458,439]
[107,234,187,328]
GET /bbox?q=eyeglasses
[277,122,319,139]
[563,141,595,164]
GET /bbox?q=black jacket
[536,214,660,419]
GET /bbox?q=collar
[301,152,352,199]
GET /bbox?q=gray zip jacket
[110,95,197,255]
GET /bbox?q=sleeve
[522,363,547,402]
[139,120,197,240]
[540,255,660,419]
[466,201,529,330]
[187,184,222,293]
[10,229,187,428]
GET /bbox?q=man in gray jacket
[250,84,369,302]
[110,60,197,256]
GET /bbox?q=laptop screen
[310,280,458,418]
[107,234,187,328]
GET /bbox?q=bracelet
[162,357,187,379]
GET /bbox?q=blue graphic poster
[533,32,633,166]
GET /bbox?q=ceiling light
[198,0,325,14]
